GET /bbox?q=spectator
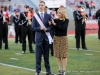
[13,4,17,10]
[17,5,21,12]
[90,0,95,9]
[89,8,92,19]
[92,13,96,19]
[8,5,13,13]
[85,1,90,9]
[80,0,84,5]
[8,0,11,2]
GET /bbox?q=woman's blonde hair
[57,8,68,21]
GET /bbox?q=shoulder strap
[34,14,45,28]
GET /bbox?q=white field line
[68,48,100,52]
[0,63,46,74]
[0,63,99,74]
[85,54,93,56]
[10,58,19,60]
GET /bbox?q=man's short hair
[40,1,45,4]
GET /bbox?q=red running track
[8,30,98,38]
[67,30,98,35]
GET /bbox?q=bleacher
[66,0,100,19]
[0,0,37,11]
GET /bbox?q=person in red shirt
[1,6,9,49]
[90,0,95,9]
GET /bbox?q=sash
[34,14,53,44]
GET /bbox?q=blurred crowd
[67,0,98,20]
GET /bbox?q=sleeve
[32,16,41,32]
[0,14,3,19]
[95,10,99,19]
[21,13,27,25]
[74,11,83,20]
[54,19,69,30]
[13,16,15,23]
[76,14,83,20]
[45,15,53,32]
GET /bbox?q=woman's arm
[54,19,69,30]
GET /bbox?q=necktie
[41,13,44,22]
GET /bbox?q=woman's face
[57,12,63,18]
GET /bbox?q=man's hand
[41,27,47,31]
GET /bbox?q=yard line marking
[93,51,100,52]
[0,63,46,74]
[85,54,93,56]
[69,48,100,52]
[15,53,22,55]
[10,58,19,60]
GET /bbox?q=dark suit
[73,10,87,49]
[32,12,53,73]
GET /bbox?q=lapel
[37,13,42,21]
[43,13,47,23]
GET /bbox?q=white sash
[34,14,53,44]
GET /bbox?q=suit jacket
[32,13,53,45]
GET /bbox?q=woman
[52,8,69,75]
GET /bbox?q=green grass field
[0,34,100,75]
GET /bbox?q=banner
[42,0,66,8]
[86,20,98,30]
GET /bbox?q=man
[20,5,35,54]
[32,1,54,75]
[95,8,100,40]
[13,9,21,44]
[73,6,88,50]
[0,6,3,49]
[1,6,9,50]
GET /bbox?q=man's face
[24,8,29,12]
[26,8,29,12]
[39,2,45,11]
[1,7,4,11]
[78,8,81,11]
[16,12,20,15]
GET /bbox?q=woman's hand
[51,19,56,25]
[48,21,51,25]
